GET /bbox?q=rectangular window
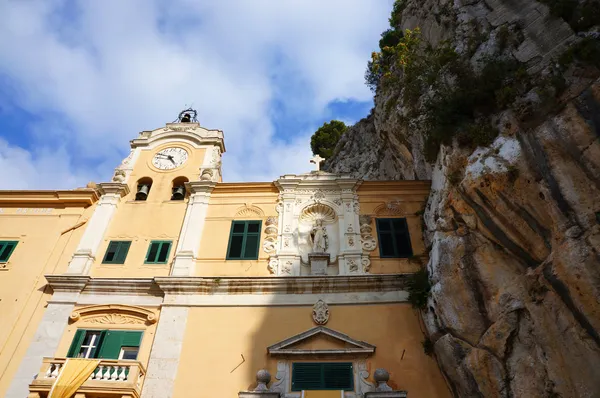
[0,241,18,263]
[226,220,262,260]
[376,218,413,258]
[292,362,354,391]
[145,241,172,264]
[67,329,143,360]
[102,241,131,264]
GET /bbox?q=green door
[97,330,143,359]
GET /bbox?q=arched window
[171,177,189,201]
[135,177,153,201]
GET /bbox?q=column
[338,181,363,275]
[141,307,189,398]
[5,276,88,398]
[171,181,216,276]
[66,183,129,275]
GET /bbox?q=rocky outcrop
[325,0,600,396]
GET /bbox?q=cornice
[82,278,160,296]
[45,275,91,293]
[154,274,409,295]
[186,181,218,194]
[97,182,130,197]
[358,180,431,196]
[0,189,99,208]
[212,182,279,195]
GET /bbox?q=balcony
[28,357,146,398]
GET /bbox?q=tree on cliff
[310,120,347,159]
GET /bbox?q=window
[292,362,354,391]
[376,218,413,258]
[0,241,18,263]
[67,329,143,360]
[102,241,131,264]
[226,220,261,260]
[145,241,172,264]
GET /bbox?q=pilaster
[5,275,89,398]
[171,181,216,276]
[66,183,129,275]
[141,307,189,398]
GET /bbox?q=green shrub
[389,0,407,27]
[310,120,348,159]
[407,268,431,309]
[422,338,434,356]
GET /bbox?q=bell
[171,185,185,200]
[181,113,191,123]
[136,184,150,201]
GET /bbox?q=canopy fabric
[48,358,100,398]
[301,391,344,398]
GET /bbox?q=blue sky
[0,0,393,189]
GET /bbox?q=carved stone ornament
[312,299,330,325]
[348,259,358,272]
[111,169,126,183]
[360,216,377,252]
[200,168,214,181]
[267,257,279,274]
[300,203,337,224]
[85,313,145,325]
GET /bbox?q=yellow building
[0,110,451,398]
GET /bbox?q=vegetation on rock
[310,120,348,159]
[406,267,431,309]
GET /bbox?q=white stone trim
[171,181,216,276]
[5,302,75,398]
[267,326,375,356]
[66,183,129,275]
[141,307,189,398]
[162,291,407,307]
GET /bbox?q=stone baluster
[110,365,119,380]
[45,364,53,378]
[119,366,127,381]
[50,363,60,378]
[103,365,112,380]
[97,365,104,380]
[364,368,408,398]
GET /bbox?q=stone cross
[310,154,325,172]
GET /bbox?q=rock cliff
[325,0,600,396]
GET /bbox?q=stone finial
[374,368,393,392]
[254,369,271,391]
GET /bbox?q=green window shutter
[376,218,413,258]
[0,241,18,262]
[226,221,262,260]
[145,241,172,264]
[292,363,324,391]
[97,330,143,359]
[66,329,87,358]
[102,241,131,264]
[291,362,353,391]
[323,362,353,390]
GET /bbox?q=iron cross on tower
[310,154,325,172]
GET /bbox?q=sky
[0,0,393,189]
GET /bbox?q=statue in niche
[310,219,328,253]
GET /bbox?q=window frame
[376,217,413,258]
[225,220,262,260]
[144,240,172,264]
[67,329,143,360]
[291,362,354,391]
[0,240,18,263]
[102,240,132,264]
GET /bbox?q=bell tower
[110,108,225,202]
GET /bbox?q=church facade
[0,112,451,398]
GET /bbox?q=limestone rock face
[325,0,600,396]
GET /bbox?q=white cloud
[0,0,393,188]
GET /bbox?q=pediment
[267,326,375,357]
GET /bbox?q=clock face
[152,147,188,170]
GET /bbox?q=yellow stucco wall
[196,183,279,277]
[90,143,205,278]
[173,304,451,397]
[357,181,430,274]
[0,201,96,396]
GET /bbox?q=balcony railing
[29,357,146,398]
